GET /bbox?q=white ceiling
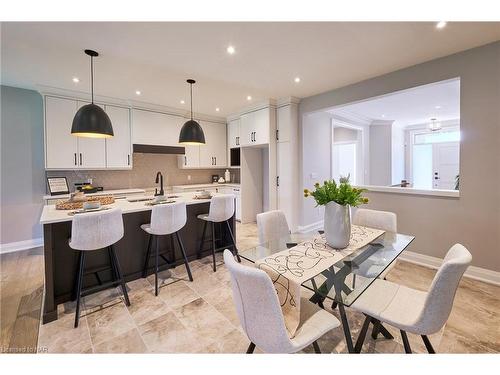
[330,78,460,127]
[1,22,499,116]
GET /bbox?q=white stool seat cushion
[351,279,427,332]
[69,208,124,251]
[142,201,187,236]
[203,194,235,223]
[291,297,341,349]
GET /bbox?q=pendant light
[428,118,442,132]
[179,79,205,145]
[71,49,114,138]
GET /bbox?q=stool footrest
[81,280,123,297]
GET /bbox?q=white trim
[0,238,43,254]
[399,250,500,286]
[297,220,323,233]
[356,184,459,198]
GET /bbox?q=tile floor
[8,223,500,354]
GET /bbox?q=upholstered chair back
[208,194,235,222]
[69,208,124,251]
[257,210,291,244]
[417,244,472,334]
[150,201,187,235]
[353,208,397,233]
[223,250,293,353]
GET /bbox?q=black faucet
[155,172,164,196]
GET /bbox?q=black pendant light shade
[179,79,205,145]
[71,49,114,138]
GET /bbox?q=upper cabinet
[199,121,227,168]
[240,107,271,146]
[227,119,240,148]
[132,109,182,147]
[105,105,132,169]
[44,96,132,170]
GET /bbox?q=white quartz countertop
[172,183,240,190]
[40,191,217,224]
[43,188,146,201]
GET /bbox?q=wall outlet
[310,173,318,179]
[187,175,191,181]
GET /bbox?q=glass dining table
[239,230,415,353]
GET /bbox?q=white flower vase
[324,201,351,249]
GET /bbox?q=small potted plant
[304,178,369,248]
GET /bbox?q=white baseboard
[0,238,43,254]
[399,250,500,286]
[297,221,323,233]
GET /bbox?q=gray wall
[369,123,392,186]
[299,41,500,272]
[1,86,45,244]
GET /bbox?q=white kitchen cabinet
[199,121,227,168]
[177,145,200,168]
[227,119,240,148]
[132,109,182,147]
[75,101,106,169]
[105,105,132,169]
[45,96,79,169]
[240,107,271,146]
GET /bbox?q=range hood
[133,144,185,155]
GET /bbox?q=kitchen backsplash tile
[46,153,240,192]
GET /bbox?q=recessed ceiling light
[436,21,447,29]
[135,90,141,96]
[435,105,442,109]
[227,45,236,55]
[294,77,301,83]
[247,95,252,101]
[381,114,386,118]
[72,77,80,83]
[215,107,220,112]
[180,100,185,104]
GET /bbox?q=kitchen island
[39,192,236,324]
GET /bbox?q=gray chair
[351,244,472,353]
[69,208,130,328]
[223,250,340,353]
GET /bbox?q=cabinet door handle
[254,131,257,142]
[214,157,216,165]
[127,154,130,165]
[79,153,82,165]
[74,153,77,166]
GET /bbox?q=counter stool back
[141,201,193,296]
[197,194,240,272]
[69,208,130,328]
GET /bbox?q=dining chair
[350,243,472,353]
[256,210,291,244]
[223,249,341,353]
[352,208,397,279]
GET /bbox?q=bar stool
[197,194,240,272]
[69,208,130,328]
[141,201,193,296]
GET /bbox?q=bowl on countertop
[83,201,101,211]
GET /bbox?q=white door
[105,105,131,168]
[277,142,293,226]
[433,142,459,189]
[252,108,270,145]
[239,112,254,146]
[332,143,357,184]
[45,96,79,169]
[76,101,106,169]
[199,121,226,167]
[184,145,200,168]
[132,109,182,147]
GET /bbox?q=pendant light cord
[90,55,94,104]
[190,82,193,120]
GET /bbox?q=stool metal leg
[155,235,160,296]
[110,245,130,306]
[225,220,241,263]
[175,231,193,281]
[197,221,208,259]
[211,222,217,272]
[74,251,86,328]
[142,235,152,278]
